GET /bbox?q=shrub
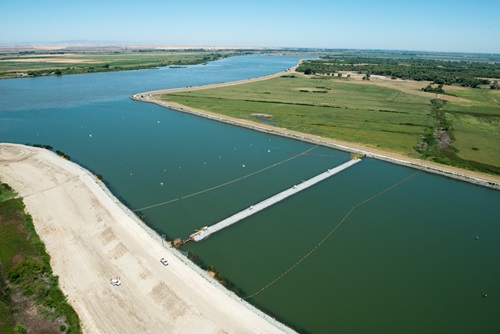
[14,323,27,334]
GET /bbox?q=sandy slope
[0,143,293,334]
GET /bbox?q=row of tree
[297,56,500,88]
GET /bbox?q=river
[1,55,498,333]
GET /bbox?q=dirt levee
[0,143,293,334]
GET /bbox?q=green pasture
[441,89,500,168]
[163,75,433,153]
[162,75,500,175]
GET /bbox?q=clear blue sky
[1,0,499,53]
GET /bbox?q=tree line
[297,56,500,88]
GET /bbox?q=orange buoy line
[244,171,419,300]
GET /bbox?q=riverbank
[131,67,499,190]
[0,143,295,334]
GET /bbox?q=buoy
[475,236,479,240]
[160,182,164,186]
[89,134,92,137]
[157,121,160,124]
[483,292,488,297]
[242,164,246,168]
[268,149,271,153]
[130,173,133,176]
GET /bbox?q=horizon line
[1,43,499,56]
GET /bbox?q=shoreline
[0,143,296,334]
[130,68,500,191]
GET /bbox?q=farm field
[161,74,500,176]
[0,50,232,78]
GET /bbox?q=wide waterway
[1,55,499,333]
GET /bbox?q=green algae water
[184,159,500,333]
[1,55,499,333]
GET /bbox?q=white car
[110,278,121,286]
[160,258,169,266]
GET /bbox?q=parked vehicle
[110,278,121,286]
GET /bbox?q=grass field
[441,87,500,168]
[162,75,433,151]
[0,183,81,334]
[161,74,500,175]
[0,51,230,78]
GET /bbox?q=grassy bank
[0,183,81,334]
[160,74,500,176]
[0,51,236,79]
